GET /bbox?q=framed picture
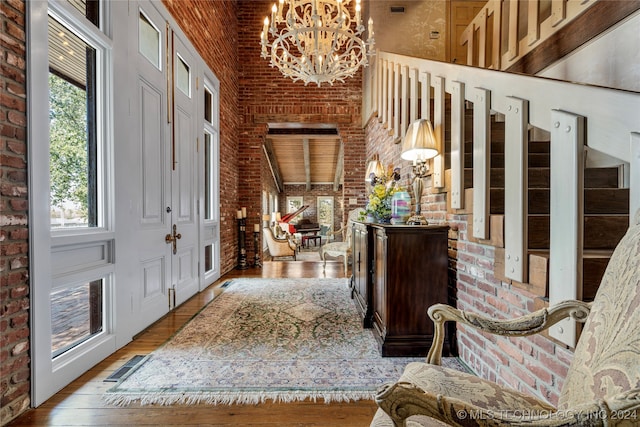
[286,196,304,224]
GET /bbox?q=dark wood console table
[352,223,455,357]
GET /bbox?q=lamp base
[407,214,428,225]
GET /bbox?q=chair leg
[343,256,347,276]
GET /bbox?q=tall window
[48,15,99,228]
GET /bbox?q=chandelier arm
[261,0,374,86]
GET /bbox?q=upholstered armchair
[372,210,640,427]
[263,227,297,260]
[320,208,365,275]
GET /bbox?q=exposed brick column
[1,0,31,423]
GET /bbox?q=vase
[391,190,411,224]
[376,216,391,224]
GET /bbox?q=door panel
[135,2,171,328]
[450,0,487,65]
[171,35,199,306]
[140,80,165,224]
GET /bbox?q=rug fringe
[103,389,376,407]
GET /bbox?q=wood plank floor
[8,260,379,426]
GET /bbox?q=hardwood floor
[8,260,379,426]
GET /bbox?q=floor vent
[104,355,146,382]
[220,280,233,288]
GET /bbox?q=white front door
[170,35,199,306]
[134,2,199,329]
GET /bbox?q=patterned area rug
[105,278,466,406]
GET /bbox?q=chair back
[344,208,365,245]
[558,210,640,409]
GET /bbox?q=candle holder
[236,217,248,270]
[253,229,262,268]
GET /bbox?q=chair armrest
[426,300,591,365]
[377,382,635,427]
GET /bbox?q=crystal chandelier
[260,0,375,86]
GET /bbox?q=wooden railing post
[473,88,491,239]
[504,97,528,282]
[387,61,394,130]
[420,71,431,121]
[400,65,409,139]
[549,110,585,347]
[409,68,419,126]
[393,63,401,139]
[450,81,465,209]
[432,76,445,189]
[506,0,519,60]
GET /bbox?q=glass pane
[139,11,160,69]
[176,55,190,97]
[204,244,213,273]
[51,279,103,357]
[48,16,98,228]
[204,88,212,123]
[65,0,100,26]
[204,132,213,220]
[317,197,334,236]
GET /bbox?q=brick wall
[0,0,30,423]
[364,110,571,405]
[278,184,344,238]
[162,0,240,274]
[237,0,367,245]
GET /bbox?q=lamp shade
[401,119,439,161]
[365,159,384,182]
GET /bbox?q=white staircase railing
[362,50,640,346]
[459,0,596,70]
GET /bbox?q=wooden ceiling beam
[333,142,344,191]
[303,138,311,191]
[263,138,283,192]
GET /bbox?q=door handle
[165,224,182,254]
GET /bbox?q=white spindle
[504,97,528,282]
[387,61,394,130]
[420,71,431,121]
[393,62,401,138]
[473,88,491,239]
[400,65,409,138]
[432,76,445,189]
[409,68,419,125]
[549,110,585,347]
[380,59,388,126]
[451,81,465,209]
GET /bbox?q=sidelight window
[48,15,100,228]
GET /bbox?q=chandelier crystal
[260,0,375,86]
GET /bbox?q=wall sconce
[401,119,439,225]
[365,155,384,184]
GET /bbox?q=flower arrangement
[364,164,403,223]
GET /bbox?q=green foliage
[365,165,403,221]
[49,74,88,218]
